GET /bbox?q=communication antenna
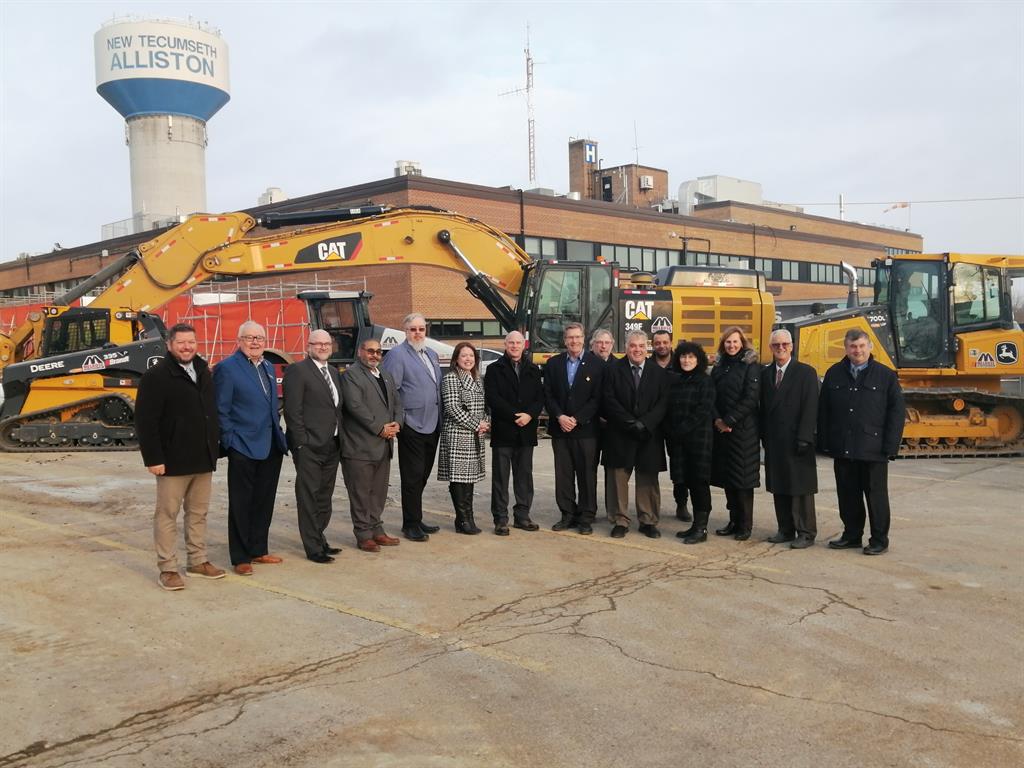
[500,26,537,184]
[633,121,642,166]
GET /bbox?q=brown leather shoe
[252,554,283,564]
[158,571,185,591]
[234,563,254,576]
[186,562,226,579]
[373,533,400,546]
[358,539,381,553]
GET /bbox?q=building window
[523,236,559,260]
[428,319,503,339]
[754,258,774,279]
[810,263,842,284]
[565,240,595,262]
[780,260,799,281]
[855,267,876,288]
[628,247,643,271]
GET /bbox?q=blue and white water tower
[94,18,230,233]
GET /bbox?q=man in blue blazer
[214,322,289,575]
[380,313,443,542]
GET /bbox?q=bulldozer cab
[876,259,951,368]
[523,262,614,356]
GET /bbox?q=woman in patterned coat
[438,342,490,534]
[710,326,761,541]
[666,341,716,544]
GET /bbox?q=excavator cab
[297,290,376,369]
[522,262,615,358]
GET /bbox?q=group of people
[136,313,905,593]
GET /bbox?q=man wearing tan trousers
[135,323,225,591]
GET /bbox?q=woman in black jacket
[666,341,715,544]
[710,326,761,540]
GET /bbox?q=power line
[786,195,1023,206]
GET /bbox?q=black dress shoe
[734,530,751,541]
[639,524,661,539]
[828,538,862,550]
[766,532,796,544]
[494,525,510,536]
[675,506,693,522]
[308,553,335,564]
[325,546,342,555]
[715,521,739,536]
[552,517,577,531]
[577,523,593,535]
[790,536,815,549]
[419,523,440,534]
[513,519,540,531]
[610,525,628,538]
[863,543,888,555]
[402,527,429,542]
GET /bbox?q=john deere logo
[996,342,1018,365]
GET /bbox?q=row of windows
[428,319,504,339]
[886,247,920,257]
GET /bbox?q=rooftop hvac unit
[639,175,654,190]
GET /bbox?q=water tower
[94,17,230,235]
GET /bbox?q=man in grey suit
[380,313,443,542]
[340,338,404,553]
[283,329,345,564]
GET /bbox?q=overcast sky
[1,1,1022,261]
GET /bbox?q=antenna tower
[500,27,536,184]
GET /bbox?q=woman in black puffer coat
[710,326,761,540]
[666,341,716,544]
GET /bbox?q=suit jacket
[601,356,670,470]
[484,353,544,448]
[817,356,905,462]
[340,361,404,461]
[282,356,344,452]
[214,349,287,460]
[759,360,818,495]
[380,340,442,434]
[135,352,219,475]
[543,351,604,439]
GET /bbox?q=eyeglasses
[770,343,792,348]
[363,348,383,355]
[308,342,332,347]
[240,335,266,343]
[406,327,426,332]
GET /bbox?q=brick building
[0,173,923,340]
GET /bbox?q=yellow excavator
[0,206,775,451]
[784,253,1024,457]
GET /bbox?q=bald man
[283,330,345,563]
[214,321,288,575]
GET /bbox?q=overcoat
[437,370,487,483]
[601,356,670,471]
[710,348,761,490]
[759,360,818,495]
[135,351,219,476]
[484,354,544,448]
[543,351,604,439]
[817,355,905,462]
[666,368,715,484]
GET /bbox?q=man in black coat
[818,328,905,555]
[484,330,545,531]
[283,329,345,564]
[135,323,224,591]
[544,322,605,535]
[760,329,819,549]
[602,330,670,539]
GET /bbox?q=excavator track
[899,387,1024,459]
[0,394,139,453]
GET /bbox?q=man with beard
[136,323,224,591]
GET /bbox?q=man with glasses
[283,330,345,563]
[380,313,443,542]
[759,328,819,549]
[214,321,289,575]
[340,339,404,553]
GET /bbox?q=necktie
[184,364,196,383]
[775,366,783,387]
[255,361,270,398]
[419,350,436,382]
[321,366,338,406]
[632,365,642,390]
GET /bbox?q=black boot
[715,520,738,536]
[683,510,709,544]
[452,483,481,535]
